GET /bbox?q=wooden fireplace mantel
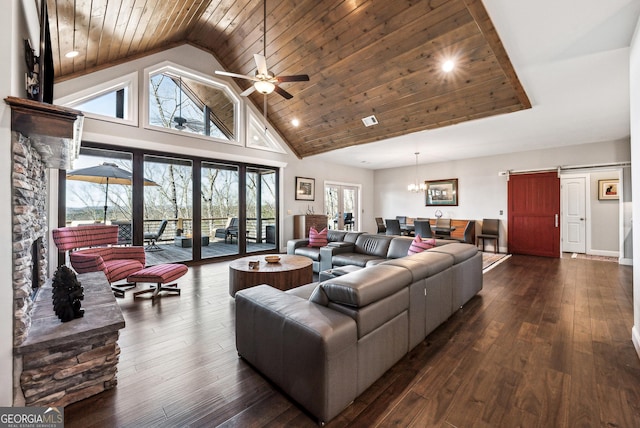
[4,96,84,169]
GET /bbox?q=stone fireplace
[12,132,49,347]
[7,97,126,407]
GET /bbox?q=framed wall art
[598,179,619,200]
[295,176,315,201]
[425,178,458,206]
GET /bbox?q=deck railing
[67,217,277,245]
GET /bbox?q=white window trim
[143,61,243,146]
[54,71,139,127]
[245,105,287,154]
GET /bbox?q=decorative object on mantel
[425,178,459,206]
[24,39,40,100]
[295,176,315,201]
[52,266,84,322]
[408,152,426,192]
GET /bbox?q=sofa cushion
[331,253,385,268]
[327,230,348,242]
[383,252,453,282]
[294,246,321,261]
[354,234,393,257]
[328,287,409,338]
[408,235,436,255]
[427,242,478,263]
[386,237,414,259]
[286,282,319,300]
[321,265,412,307]
[309,227,328,247]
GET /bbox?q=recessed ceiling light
[65,50,79,58]
[291,118,300,127]
[442,60,454,72]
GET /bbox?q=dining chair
[455,221,475,244]
[434,218,451,237]
[385,219,402,236]
[375,217,386,234]
[344,213,354,230]
[413,220,433,238]
[477,219,500,253]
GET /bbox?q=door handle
[555,214,558,228]
[580,218,585,221]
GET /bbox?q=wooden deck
[143,239,277,265]
[63,255,640,427]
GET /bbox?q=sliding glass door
[63,144,279,265]
[245,167,278,253]
[143,155,193,263]
[201,162,239,259]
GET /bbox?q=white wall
[590,171,621,253]
[1,0,40,407]
[630,15,640,358]
[374,139,630,254]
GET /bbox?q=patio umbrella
[66,162,158,223]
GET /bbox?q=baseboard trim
[587,249,619,258]
[632,326,640,361]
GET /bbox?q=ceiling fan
[214,0,309,100]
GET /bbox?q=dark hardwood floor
[64,255,640,427]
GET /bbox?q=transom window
[55,72,138,125]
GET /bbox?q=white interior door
[561,176,586,253]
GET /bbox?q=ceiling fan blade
[274,85,293,100]
[276,74,310,83]
[215,70,259,82]
[240,85,257,97]
[254,54,269,76]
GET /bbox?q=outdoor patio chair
[52,224,146,297]
[144,219,168,251]
[215,217,239,244]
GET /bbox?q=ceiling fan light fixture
[254,80,275,94]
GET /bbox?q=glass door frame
[59,141,280,264]
[324,181,361,231]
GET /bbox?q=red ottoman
[128,264,188,299]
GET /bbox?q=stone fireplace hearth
[7,97,126,407]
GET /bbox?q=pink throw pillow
[308,227,328,247]
[408,234,436,255]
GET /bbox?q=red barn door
[508,172,560,257]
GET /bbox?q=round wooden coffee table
[229,254,313,297]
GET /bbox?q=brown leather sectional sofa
[235,242,482,424]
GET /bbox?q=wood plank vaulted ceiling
[47,0,531,159]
